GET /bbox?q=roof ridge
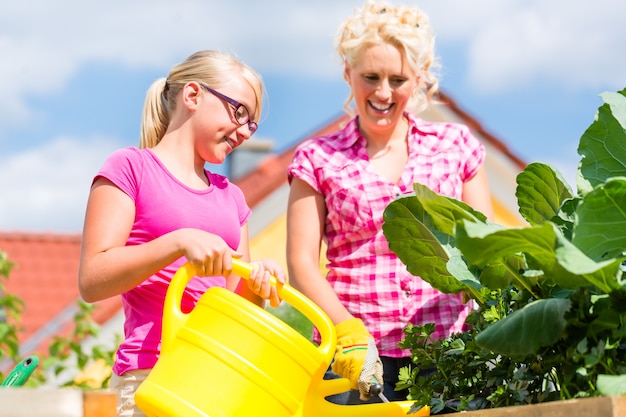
[0,232,81,242]
[437,91,526,170]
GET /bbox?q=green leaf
[590,307,621,332]
[602,89,626,132]
[475,298,571,355]
[572,177,626,261]
[553,197,579,240]
[577,88,626,194]
[478,255,528,290]
[457,221,593,291]
[597,374,626,396]
[516,162,573,226]
[554,230,624,293]
[456,221,554,268]
[383,197,467,294]
[444,338,466,356]
[411,182,487,235]
[446,256,488,303]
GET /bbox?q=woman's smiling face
[345,42,419,134]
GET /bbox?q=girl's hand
[248,259,286,308]
[177,228,242,277]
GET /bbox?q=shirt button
[405,290,411,297]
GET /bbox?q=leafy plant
[0,250,118,388]
[267,302,314,339]
[43,299,119,388]
[0,252,23,365]
[382,88,626,413]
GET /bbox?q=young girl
[78,50,285,417]
[286,1,494,403]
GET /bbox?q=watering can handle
[162,260,336,363]
[231,259,335,357]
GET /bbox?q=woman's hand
[248,259,286,308]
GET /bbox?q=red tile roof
[0,233,121,360]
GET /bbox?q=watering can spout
[299,378,430,417]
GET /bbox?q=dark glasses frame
[200,84,258,134]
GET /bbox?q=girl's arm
[78,177,237,302]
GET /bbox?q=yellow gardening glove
[332,318,383,401]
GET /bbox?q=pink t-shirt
[95,147,251,375]
[287,113,485,357]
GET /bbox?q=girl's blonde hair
[335,0,440,115]
[139,50,264,149]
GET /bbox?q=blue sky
[0,0,624,232]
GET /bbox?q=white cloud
[0,0,622,232]
[426,0,626,93]
[1,0,623,128]
[0,135,122,232]
[0,0,353,130]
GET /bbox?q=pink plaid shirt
[287,113,485,357]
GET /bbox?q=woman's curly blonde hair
[335,0,440,115]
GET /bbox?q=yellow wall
[249,215,288,272]
[492,196,527,227]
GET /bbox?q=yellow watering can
[135,259,429,417]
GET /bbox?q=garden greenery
[383,87,626,413]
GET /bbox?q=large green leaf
[516,162,573,226]
[456,221,554,268]
[554,231,624,293]
[572,177,626,261]
[577,88,626,194]
[553,196,580,240]
[475,298,571,355]
[478,255,529,291]
[446,256,488,303]
[597,374,626,396]
[603,89,626,131]
[383,197,468,294]
[457,221,590,291]
[412,182,487,235]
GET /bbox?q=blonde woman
[78,50,285,417]
[286,1,494,404]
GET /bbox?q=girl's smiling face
[194,76,258,164]
[345,42,419,135]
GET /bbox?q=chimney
[228,139,274,179]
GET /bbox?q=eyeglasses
[200,84,258,135]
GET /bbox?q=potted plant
[382,88,626,414]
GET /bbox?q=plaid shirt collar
[332,112,439,151]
